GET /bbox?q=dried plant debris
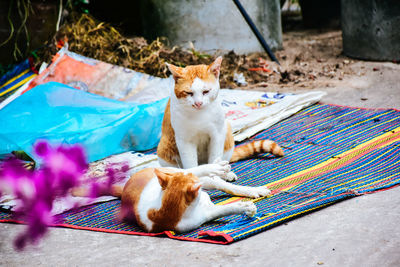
[35,14,277,88]
[37,14,210,81]
[36,14,352,90]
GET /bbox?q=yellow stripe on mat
[217,126,400,206]
[0,74,36,97]
[0,69,29,89]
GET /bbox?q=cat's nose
[194,101,203,108]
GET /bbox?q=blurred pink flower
[0,140,127,250]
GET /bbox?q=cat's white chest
[171,101,225,138]
[171,101,225,164]
[194,131,211,163]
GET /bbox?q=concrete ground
[1,61,399,266]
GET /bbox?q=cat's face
[167,57,222,110]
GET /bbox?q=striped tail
[230,140,284,162]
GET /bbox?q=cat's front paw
[243,186,271,198]
[238,201,257,217]
[254,186,271,198]
[210,158,238,181]
[207,159,232,179]
[224,171,237,182]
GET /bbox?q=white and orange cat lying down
[74,160,270,233]
[157,56,284,181]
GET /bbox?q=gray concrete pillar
[141,0,282,54]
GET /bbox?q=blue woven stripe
[0,59,35,97]
[0,59,30,86]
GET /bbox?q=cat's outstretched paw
[225,171,238,182]
[250,186,271,198]
[239,186,271,198]
[238,201,257,217]
[209,158,237,182]
[205,158,234,180]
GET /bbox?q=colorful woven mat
[1,104,400,244]
[0,58,37,102]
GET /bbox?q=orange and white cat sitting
[116,159,268,233]
[157,57,284,180]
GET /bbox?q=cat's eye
[185,91,193,96]
[203,90,210,95]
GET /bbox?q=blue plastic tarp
[0,82,168,162]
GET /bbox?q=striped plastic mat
[1,103,400,244]
[0,58,37,102]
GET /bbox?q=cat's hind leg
[222,146,234,162]
[158,157,179,168]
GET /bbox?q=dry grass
[36,13,277,88]
[41,14,211,78]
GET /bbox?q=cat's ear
[186,183,201,202]
[154,168,171,190]
[166,63,183,81]
[208,56,223,78]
